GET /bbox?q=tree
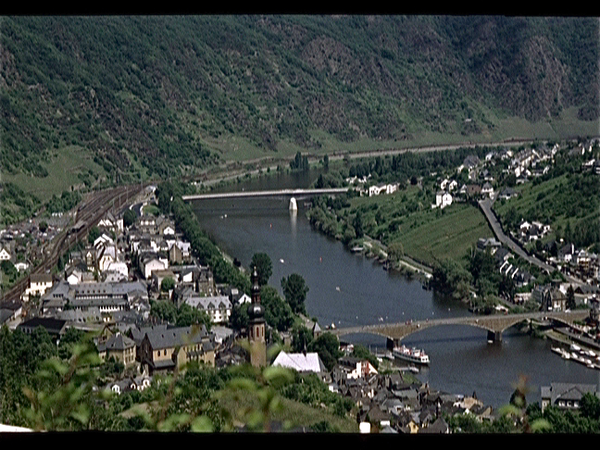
[386,241,404,265]
[281,273,309,315]
[351,344,379,370]
[150,300,178,324]
[250,253,273,287]
[352,211,364,238]
[230,302,249,332]
[38,221,48,233]
[431,258,473,299]
[87,226,101,244]
[176,303,211,330]
[566,285,576,310]
[123,209,137,228]
[290,152,309,171]
[291,326,314,354]
[579,392,600,420]
[161,277,176,292]
[58,328,87,360]
[308,333,343,371]
[260,286,294,332]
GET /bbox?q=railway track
[1,184,145,305]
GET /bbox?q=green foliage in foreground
[0,323,357,432]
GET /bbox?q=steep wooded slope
[1,15,598,185]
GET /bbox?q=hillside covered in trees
[1,16,598,212]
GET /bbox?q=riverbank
[350,234,433,284]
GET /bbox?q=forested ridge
[0,16,598,224]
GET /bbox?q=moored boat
[393,345,430,365]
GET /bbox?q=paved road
[478,198,581,285]
[191,139,539,189]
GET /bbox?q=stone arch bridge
[329,310,590,347]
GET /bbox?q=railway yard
[0,184,146,306]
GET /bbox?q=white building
[22,273,53,301]
[272,351,327,374]
[0,246,11,261]
[184,295,232,324]
[433,191,453,209]
[139,253,168,279]
[368,183,399,197]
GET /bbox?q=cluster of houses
[0,199,509,433]
[515,219,552,244]
[0,214,71,275]
[476,237,534,292]
[1,203,255,377]
[506,144,559,179]
[548,241,600,284]
[269,346,496,434]
[476,235,600,311]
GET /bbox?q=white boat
[552,347,573,360]
[393,345,430,365]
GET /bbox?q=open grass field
[346,186,494,268]
[389,203,494,267]
[2,145,108,204]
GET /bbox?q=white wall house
[433,191,453,209]
[184,295,232,324]
[22,273,54,301]
[368,183,398,197]
[139,255,168,279]
[0,247,11,261]
[105,261,129,279]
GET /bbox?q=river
[190,169,600,409]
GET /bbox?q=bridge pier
[387,337,399,351]
[487,330,502,344]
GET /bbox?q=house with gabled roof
[541,382,600,413]
[22,273,54,302]
[418,416,450,434]
[17,317,68,341]
[335,356,378,381]
[139,325,215,374]
[97,332,137,367]
[481,182,494,198]
[139,252,168,279]
[105,378,136,396]
[183,294,232,324]
[0,245,11,261]
[433,191,452,209]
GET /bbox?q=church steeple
[247,265,266,367]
